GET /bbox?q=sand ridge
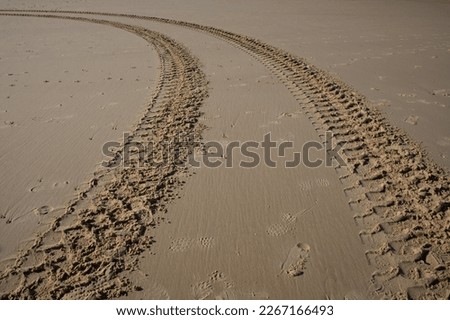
[0,9,448,299]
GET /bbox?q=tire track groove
[0,13,208,299]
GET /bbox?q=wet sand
[0,1,448,299]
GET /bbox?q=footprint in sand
[191,271,235,300]
[30,180,69,193]
[267,222,292,237]
[267,207,316,237]
[299,181,313,191]
[281,242,311,277]
[267,212,298,237]
[198,237,215,248]
[33,205,51,216]
[191,271,267,300]
[315,178,330,187]
[168,238,194,252]
[267,212,298,236]
[169,237,215,252]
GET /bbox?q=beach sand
[0,1,448,299]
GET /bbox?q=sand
[0,1,449,300]
[0,15,158,261]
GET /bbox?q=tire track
[1,10,449,299]
[0,13,207,299]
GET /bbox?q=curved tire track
[1,10,449,299]
[0,13,207,299]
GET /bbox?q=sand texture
[0,1,449,300]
